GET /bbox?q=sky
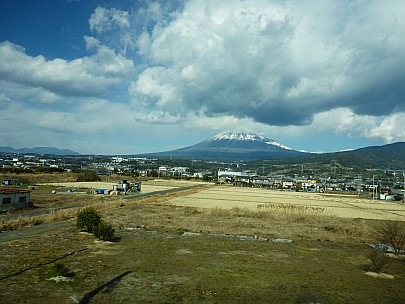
[0,0,404,155]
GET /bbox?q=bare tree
[366,250,391,273]
[378,221,405,255]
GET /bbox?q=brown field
[166,185,405,221]
[38,180,405,221]
[1,180,405,303]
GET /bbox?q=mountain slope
[146,131,309,159]
[267,142,405,169]
[0,146,81,156]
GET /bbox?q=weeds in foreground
[324,220,373,237]
[209,203,328,224]
[206,205,374,239]
[0,199,127,232]
[256,203,328,223]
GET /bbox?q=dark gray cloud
[129,0,405,126]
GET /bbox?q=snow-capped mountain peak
[145,130,309,159]
[208,131,293,150]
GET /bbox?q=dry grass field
[167,185,405,221]
[1,180,405,303]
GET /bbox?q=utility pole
[372,175,375,200]
[357,174,361,197]
[403,171,405,203]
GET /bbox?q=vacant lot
[1,182,405,303]
[167,186,405,221]
[44,179,207,195]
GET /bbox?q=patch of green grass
[175,227,190,235]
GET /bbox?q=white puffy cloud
[309,109,405,144]
[274,108,405,145]
[363,113,405,144]
[0,80,64,107]
[0,41,135,98]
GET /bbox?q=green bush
[76,208,101,233]
[94,221,116,241]
[76,170,100,182]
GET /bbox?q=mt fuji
[146,131,309,159]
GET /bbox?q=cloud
[0,92,11,106]
[89,6,130,34]
[0,97,142,149]
[84,35,101,50]
[2,0,404,154]
[277,108,405,144]
[309,109,405,144]
[133,111,182,125]
[0,41,135,98]
[128,0,405,127]
[363,113,405,144]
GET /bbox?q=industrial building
[0,189,31,211]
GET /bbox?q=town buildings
[1,152,404,203]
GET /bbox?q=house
[282,177,295,189]
[251,177,275,188]
[0,189,31,211]
[158,166,168,176]
[233,174,252,187]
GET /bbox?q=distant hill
[144,131,309,160]
[140,131,405,169]
[0,146,81,156]
[267,142,405,169]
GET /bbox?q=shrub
[76,208,101,233]
[76,170,100,182]
[377,221,405,255]
[366,250,391,273]
[94,220,116,241]
[51,263,74,278]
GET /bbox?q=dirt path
[0,221,69,243]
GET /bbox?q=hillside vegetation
[267,142,405,170]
